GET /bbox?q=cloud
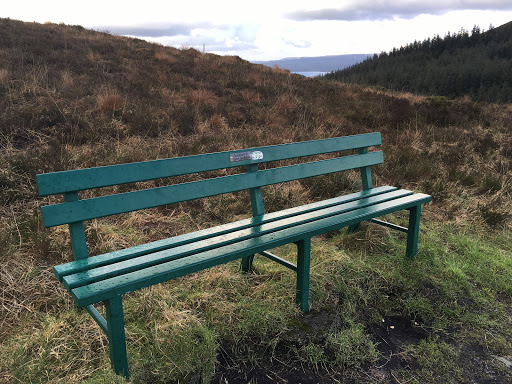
[287,1,512,21]
[125,24,258,55]
[94,22,259,55]
[210,40,259,53]
[284,39,312,49]
[103,23,212,37]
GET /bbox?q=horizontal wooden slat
[61,189,413,290]
[54,186,397,280]
[41,151,384,227]
[36,133,381,196]
[71,193,432,307]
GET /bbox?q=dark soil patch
[213,353,342,384]
[212,310,343,384]
[458,343,512,384]
[369,315,430,372]
[211,312,512,384]
[285,309,338,344]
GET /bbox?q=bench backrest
[37,132,383,260]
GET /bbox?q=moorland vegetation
[0,18,511,383]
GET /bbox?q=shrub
[479,174,502,193]
[425,96,453,126]
[190,89,218,108]
[422,179,448,201]
[97,93,124,113]
[479,202,510,227]
[0,68,8,83]
[473,133,498,155]
[303,171,361,200]
[389,97,412,126]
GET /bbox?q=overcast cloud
[288,0,512,21]
[106,23,213,38]
[2,1,512,60]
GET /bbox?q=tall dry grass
[0,68,8,83]
[0,18,511,383]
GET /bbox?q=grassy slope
[0,19,511,383]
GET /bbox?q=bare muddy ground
[212,311,512,384]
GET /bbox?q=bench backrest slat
[36,133,381,196]
[41,151,383,227]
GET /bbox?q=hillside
[252,54,370,73]
[325,21,512,103]
[1,18,511,384]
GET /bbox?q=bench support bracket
[370,218,408,233]
[85,304,107,334]
[259,251,297,271]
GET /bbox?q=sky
[3,1,512,61]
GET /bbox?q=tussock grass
[1,219,511,382]
[0,68,8,84]
[0,18,511,383]
[97,93,124,114]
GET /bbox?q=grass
[1,220,511,383]
[0,18,511,383]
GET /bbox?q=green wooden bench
[36,132,431,378]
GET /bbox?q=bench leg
[406,205,422,259]
[296,238,311,312]
[240,255,254,273]
[346,223,360,234]
[105,296,129,378]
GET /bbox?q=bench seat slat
[62,189,414,290]
[36,133,382,196]
[54,186,397,281]
[71,193,432,307]
[41,151,384,228]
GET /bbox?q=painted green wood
[85,304,108,334]
[54,186,397,281]
[36,133,382,196]
[63,192,88,260]
[406,205,422,258]
[346,223,359,234]
[61,189,415,290]
[296,238,311,312]
[39,133,434,380]
[240,254,255,273]
[71,193,432,307]
[350,145,372,241]
[358,147,373,191]
[105,296,129,378]
[246,164,265,217]
[370,218,409,233]
[242,163,264,272]
[258,251,297,271]
[41,151,384,227]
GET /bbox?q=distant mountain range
[252,54,371,73]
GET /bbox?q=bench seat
[54,186,430,308]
